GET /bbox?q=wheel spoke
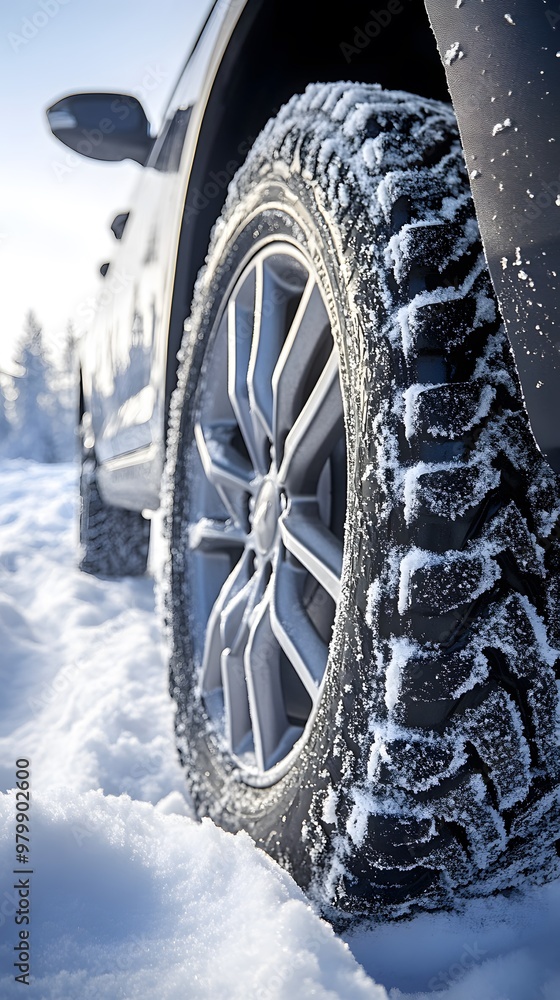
[221,648,252,754]
[220,565,268,755]
[194,420,255,526]
[247,258,290,450]
[280,500,342,602]
[270,557,327,697]
[227,279,267,474]
[188,518,246,552]
[244,590,289,771]
[200,550,253,693]
[272,278,330,466]
[278,349,343,495]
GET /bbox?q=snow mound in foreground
[1,460,560,999]
[0,788,380,1000]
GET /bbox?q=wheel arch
[163,0,450,433]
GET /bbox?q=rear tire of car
[165,83,560,920]
[79,455,150,577]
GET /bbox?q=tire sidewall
[169,172,384,868]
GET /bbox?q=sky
[0,0,206,368]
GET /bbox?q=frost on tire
[79,457,150,577]
[164,82,560,920]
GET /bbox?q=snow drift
[0,459,559,998]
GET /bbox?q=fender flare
[425,0,560,472]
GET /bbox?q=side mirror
[46,93,154,165]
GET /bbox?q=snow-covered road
[0,460,559,999]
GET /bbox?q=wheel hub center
[252,478,280,556]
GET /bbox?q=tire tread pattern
[80,459,150,577]
[168,82,560,920]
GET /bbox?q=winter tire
[79,456,150,577]
[166,84,560,919]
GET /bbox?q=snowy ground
[0,459,559,999]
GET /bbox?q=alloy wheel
[187,242,346,780]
